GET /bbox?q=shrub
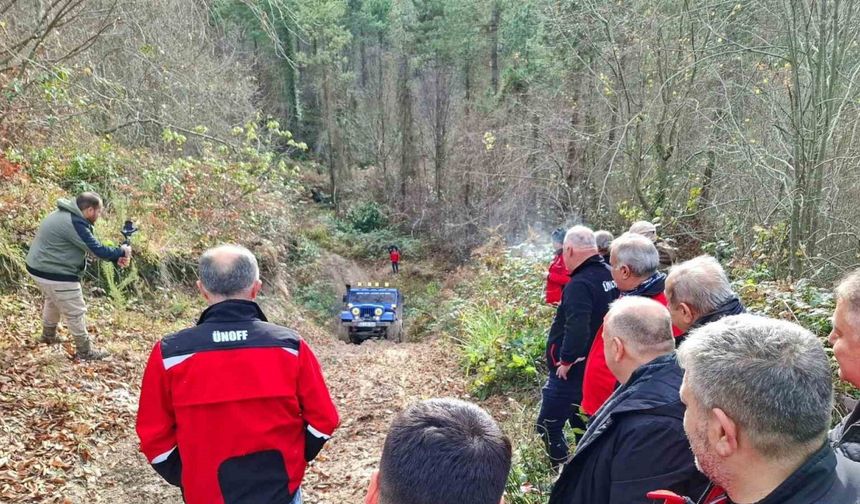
[449,250,555,397]
[343,201,388,232]
[294,280,338,324]
[459,303,546,398]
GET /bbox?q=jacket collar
[623,272,666,297]
[575,353,682,455]
[836,401,860,460]
[570,254,607,276]
[750,444,837,504]
[197,299,268,325]
[687,297,745,334]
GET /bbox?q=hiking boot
[75,347,110,361]
[41,325,60,344]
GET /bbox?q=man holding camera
[25,192,131,360]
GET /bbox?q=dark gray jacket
[830,401,860,463]
[26,199,124,282]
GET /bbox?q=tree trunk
[397,54,415,206]
[489,1,500,95]
[322,65,344,214]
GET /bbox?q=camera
[121,220,139,245]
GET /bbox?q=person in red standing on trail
[389,246,400,274]
[545,228,570,305]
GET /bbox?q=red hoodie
[390,250,400,263]
[545,251,570,305]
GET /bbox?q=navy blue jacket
[546,254,616,369]
[549,354,709,504]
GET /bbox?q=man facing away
[25,192,131,360]
[581,232,683,416]
[365,398,512,504]
[136,244,339,504]
[649,314,860,504]
[828,269,860,464]
[664,255,745,344]
[550,297,708,504]
[537,225,617,467]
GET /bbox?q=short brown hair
[76,192,103,211]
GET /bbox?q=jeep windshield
[349,292,396,304]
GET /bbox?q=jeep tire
[337,325,351,343]
[387,320,404,343]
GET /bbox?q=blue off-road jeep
[338,283,404,344]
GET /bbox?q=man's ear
[711,407,738,458]
[680,302,697,326]
[196,280,211,302]
[365,471,381,504]
[611,336,625,364]
[249,279,263,300]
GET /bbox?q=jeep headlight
[374,307,383,316]
[351,307,360,316]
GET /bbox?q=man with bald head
[550,297,707,504]
[136,245,339,504]
[537,225,617,466]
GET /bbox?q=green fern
[100,260,138,308]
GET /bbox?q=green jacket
[26,199,124,282]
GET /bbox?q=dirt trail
[302,337,467,503]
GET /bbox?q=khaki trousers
[31,275,91,352]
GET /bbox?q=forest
[4,0,860,277]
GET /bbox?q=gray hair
[835,269,860,312]
[611,232,659,277]
[604,296,674,355]
[678,314,833,459]
[199,244,260,296]
[665,255,735,315]
[629,220,658,241]
[595,230,614,254]
[564,225,597,250]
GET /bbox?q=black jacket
[830,401,860,463]
[682,443,860,504]
[675,296,745,346]
[549,354,709,504]
[546,255,616,369]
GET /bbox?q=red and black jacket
[136,300,339,504]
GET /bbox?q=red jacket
[136,300,339,504]
[581,290,683,416]
[390,250,400,262]
[545,251,570,305]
